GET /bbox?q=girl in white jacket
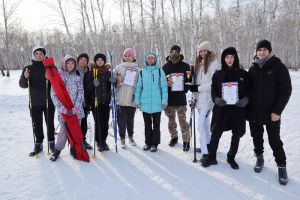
[189,41,220,161]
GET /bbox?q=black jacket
[162,55,191,106]
[85,68,111,107]
[19,60,54,107]
[247,55,292,124]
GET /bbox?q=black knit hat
[221,47,240,69]
[33,47,46,56]
[93,53,106,63]
[256,39,272,53]
[77,53,89,63]
[170,45,181,53]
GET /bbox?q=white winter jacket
[195,58,220,110]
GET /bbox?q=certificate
[222,82,238,105]
[171,73,184,91]
[123,68,137,86]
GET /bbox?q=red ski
[43,57,90,162]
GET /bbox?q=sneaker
[278,166,288,185]
[227,156,240,170]
[183,142,190,152]
[50,149,61,161]
[199,154,209,163]
[121,139,126,149]
[29,143,43,157]
[143,144,151,151]
[129,137,136,146]
[254,154,264,173]
[201,156,218,168]
[83,141,93,150]
[49,141,55,153]
[150,145,157,152]
[169,137,178,147]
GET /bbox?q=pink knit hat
[123,48,136,59]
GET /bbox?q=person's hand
[214,97,226,107]
[235,97,249,108]
[271,113,281,121]
[24,68,30,79]
[93,79,100,87]
[116,74,123,85]
[189,85,199,92]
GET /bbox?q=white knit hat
[197,41,214,52]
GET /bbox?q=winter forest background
[0,0,299,70]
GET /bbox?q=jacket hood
[144,52,159,67]
[61,55,77,74]
[221,47,240,70]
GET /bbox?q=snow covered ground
[0,71,299,200]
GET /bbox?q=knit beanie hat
[123,48,136,59]
[170,45,181,53]
[197,41,214,52]
[77,53,89,63]
[256,39,272,53]
[93,53,106,63]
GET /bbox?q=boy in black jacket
[19,46,56,156]
[202,47,250,170]
[247,40,292,185]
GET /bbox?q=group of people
[19,39,292,185]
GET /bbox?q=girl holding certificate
[189,41,221,162]
[134,52,168,152]
[114,48,140,149]
[201,47,250,170]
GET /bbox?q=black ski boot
[278,166,288,185]
[199,154,209,163]
[227,155,240,170]
[83,140,93,150]
[254,154,264,173]
[169,137,178,147]
[49,141,55,153]
[50,149,61,161]
[183,142,190,152]
[201,155,218,168]
[29,143,43,157]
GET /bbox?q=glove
[93,79,100,87]
[235,97,249,108]
[189,85,199,92]
[214,97,226,107]
[62,108,74,116]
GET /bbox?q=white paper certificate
[222,82,238,105]
[171,73,184,91]
[123,69,137,86]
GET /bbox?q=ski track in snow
[0,71,299,200]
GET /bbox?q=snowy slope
[0,71,299,200]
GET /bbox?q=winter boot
[83,141,93,150]
[227,155,240,170]
[150,145,158,152]
[201,155,218,168]
[50,149,61,161]
[121,139,126,149]
[169,137,178,147]
[102,142,110,151]
[49,141,55,153]
[183,142,190,152]
[143,144,151,151]
[129,137,136,146]
[254,154,264,173]
[278,166,288,185]
[29,143,43,157]
[199,154,209,163]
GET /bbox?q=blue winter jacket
[134,52,168,114]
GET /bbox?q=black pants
[249,120,286,166]
[142,112,161,146]
[30,104,55,143]
[92,103,110,145]
[117,106,136,139]
[80,106,89,141]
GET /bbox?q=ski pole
[28,78,40,159]
[191,65,198,162]
[46,79,50,155]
